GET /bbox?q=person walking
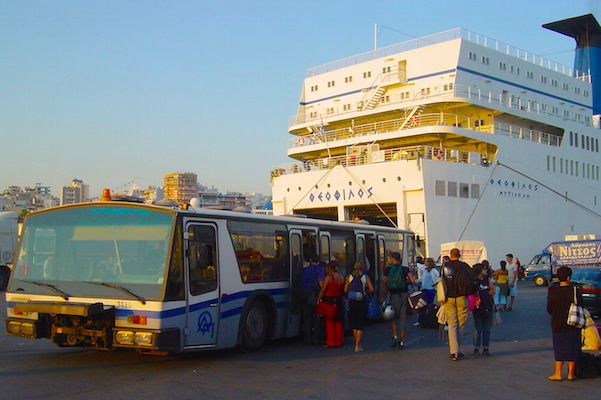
[381,251,415,349]
[505,253,519,311]
[345,262,374,352]
[316,260,345,348]
[472,263,495,356]
[439,248,473,361]
[301,254,324,345]
[547,266,582,381]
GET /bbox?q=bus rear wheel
[240,300,267,352]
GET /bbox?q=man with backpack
[381,251,416,349]
[439,248,478,361]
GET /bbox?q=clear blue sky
[1,0,599,198]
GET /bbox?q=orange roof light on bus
[100,189,112,202]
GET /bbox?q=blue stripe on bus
[8,287,290,321]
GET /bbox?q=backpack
[302,266,320,306]
[348,274,365,293]
[387,265,407,291]
[452,264,479,297]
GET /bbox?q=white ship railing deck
[272,145,491,178]
[289,112,562,150]
[307,28,585,79]
[290,85,592,128]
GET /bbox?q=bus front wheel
[240,300,267,352]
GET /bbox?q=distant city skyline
[1,1,598,197]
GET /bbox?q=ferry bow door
[184,223,219,347]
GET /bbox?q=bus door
[376,235,387,300]
[286,230,303,337]
[356,233,377,286]
[184,223,219,347]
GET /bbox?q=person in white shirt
[505,253,518,311]
[415,257,440,326]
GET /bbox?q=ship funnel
[543,14,601,116]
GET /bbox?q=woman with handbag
[316,260,345,348]
[344,262,374,352]
[472,263,495,356]
[546,266,583,381]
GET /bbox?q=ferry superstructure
[270,14,601,262]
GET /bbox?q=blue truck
[525,239,601,286]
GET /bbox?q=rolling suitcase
[419,303,439,329]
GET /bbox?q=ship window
[587,136,590,150]
[460,183,469,198]
[471,184,480,199]
[435,180,446,196]
[596,138,599,152]
[571,160,574,175]
[527,71,534,79]
[576,161,579,177]
[552,156,556,172]
[560,158,564,174]
[552,79,558,87]
[447,182,458,197]
[363,71,372,78]
[575,133,578,147]
[569,132,573,146]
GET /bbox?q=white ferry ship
[270,14,601,263]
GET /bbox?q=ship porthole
[382,178,387,183]
[327,184,331,188]
[287,188,290,192]
[397,176,402,181]
[315,185,318,189]
[362,180,366,184]
[348,181,352,186]
[298,187,302,191]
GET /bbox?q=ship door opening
[293,207,338,221]
[345,203,397,227]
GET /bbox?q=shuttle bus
[5,197,415,354]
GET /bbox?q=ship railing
[291,84,592,129]
[306,28,584,80]
[272,146,492,178]
[289,112,562,149]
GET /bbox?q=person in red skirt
[317,260,345,347]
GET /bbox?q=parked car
[548,268,601,316]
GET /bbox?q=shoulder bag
[567,286,589,329]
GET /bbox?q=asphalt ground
[1,283,600,400]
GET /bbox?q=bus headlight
[7,321,22,334]
[134,332,153,346]
[115,331,135,345]
[6,321,36,337]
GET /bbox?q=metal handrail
[289,112,562,150]
[271,145,492,178]
[290,84,592,128]
[306,28,585,79]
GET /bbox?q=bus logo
[197,311,215,337]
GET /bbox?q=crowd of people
[303,248,590,381]
[302,248,523,359]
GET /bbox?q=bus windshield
[11,205,174,300]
